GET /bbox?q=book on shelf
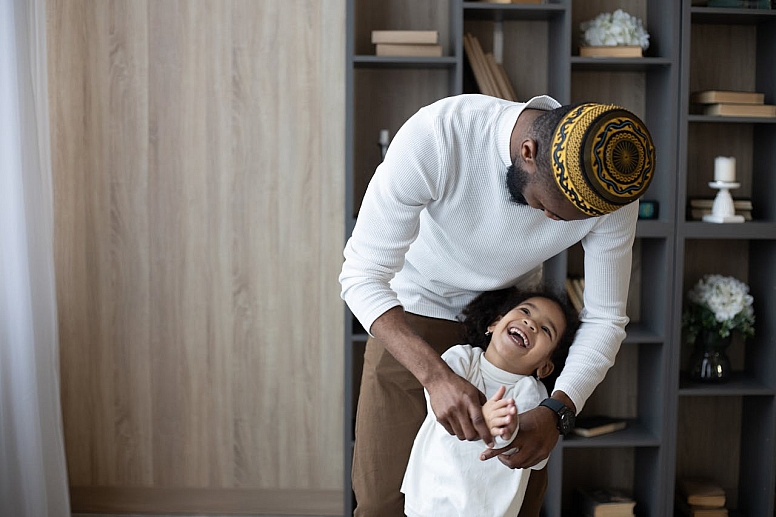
[565,277,584,314]
[463,33,516,101]
[371,30,438,45]
[690,90,765,105]
[688,198,752,221]
[575,487,636,517]
[689,198,752,210]
[374,43,442,57]
[703,103,776,118]
[676,478,726,508]
[485,53,517,101]
[690,208,752,221]
[579,45,642,58]
[675,496,728,517]
[572,415,628,438]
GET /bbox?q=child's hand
[482,385,518,440]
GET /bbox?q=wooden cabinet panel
[48,0,345,513]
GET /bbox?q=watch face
[559,407,575,434]
[540,398,575,435]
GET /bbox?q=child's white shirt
[401,344,549,517]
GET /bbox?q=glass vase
[688,329,732,382]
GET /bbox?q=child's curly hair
[458,286,580,391]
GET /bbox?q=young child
[400,287,579,517]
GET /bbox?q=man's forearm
[369,306,450,387]
[550,390,577,414]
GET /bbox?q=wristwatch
[539,398,576,436]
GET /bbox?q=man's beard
[506,163,529,205]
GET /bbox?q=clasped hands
[428,374,558,470]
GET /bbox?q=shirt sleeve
[339,106,444,334]
[553,201,638,413]
[440,345,475,379]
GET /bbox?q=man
[340,94,655,516]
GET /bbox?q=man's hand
[368,306,494,448]
[482,385,517,440]
[479,404,559,468]
[426,369,494,447]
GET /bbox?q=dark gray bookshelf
[671,2,776,516]
[344,1,775,516]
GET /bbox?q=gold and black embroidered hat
[551,103,655,217]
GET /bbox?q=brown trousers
[351,312,547,516]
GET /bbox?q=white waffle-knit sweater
[340,94,638,411]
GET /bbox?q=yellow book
[375,44,442,57]
[580,45,642,57]
[703,103,776,118]
[691,90,764,105]
[371,30,438,45]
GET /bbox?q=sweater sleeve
[339,107,443,334]
[553,201,638,413]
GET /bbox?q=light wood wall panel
[48,0,345,513]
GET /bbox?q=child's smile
[507,326,529,348]
[484,296,566,376]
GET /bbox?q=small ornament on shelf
[378,129,390,162]
[638,200,659,220]
[702,156,746,223]
[579,9,650,58]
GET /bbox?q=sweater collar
[497,95,562,168]
[480,352,527,386]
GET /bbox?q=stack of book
[565,277,584,313]
[463,33,517,101]
[691,90,776,118]
[688,197,752,221]
[575,488,636,517]
[371,30,442,57]
[676,478,728,517]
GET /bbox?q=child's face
[483,296,566,377]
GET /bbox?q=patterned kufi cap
[551,103,655,216]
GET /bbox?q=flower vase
[688,329,732,382]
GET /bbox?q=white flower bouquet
[682,274,755,344]
[580,9,650,50]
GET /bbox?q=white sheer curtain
[0,0,71,515]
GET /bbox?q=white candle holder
[702,181,745,224]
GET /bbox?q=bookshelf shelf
[678,222,776,239]
[623,322,664,344]
[561,421,660,448]
[570,56,671,72]
[635,220,673,238]
[461,2,566,21]
[688,115,776,124]
[353,55,458,68]
[678,375,775,397]
[691,7,776,25]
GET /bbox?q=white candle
[379,129,390,146]
[714,156,736,183]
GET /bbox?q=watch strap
[539,397,575,435]
[539,397,565,414]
